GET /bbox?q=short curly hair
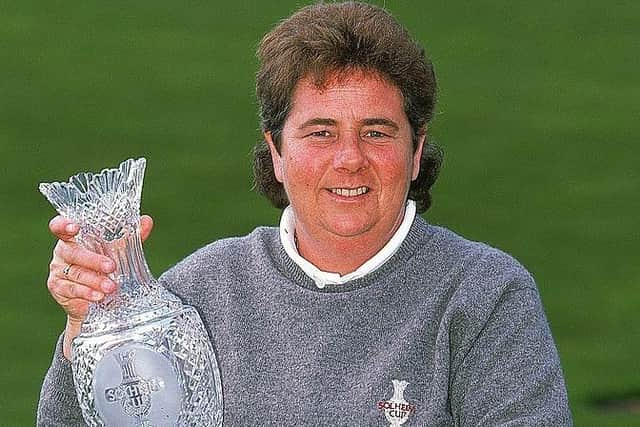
[253,1,442,213]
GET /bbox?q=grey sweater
[37,216,572,426]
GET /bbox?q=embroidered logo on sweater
[377,380,416,426]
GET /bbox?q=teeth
[331,187,369,197]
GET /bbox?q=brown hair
[253,1,442,213]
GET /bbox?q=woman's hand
[46,215,154,359]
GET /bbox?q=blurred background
[1,1,638,425]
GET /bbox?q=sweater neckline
[279,200,417,289]
[269,215,434,293]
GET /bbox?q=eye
[309,130,332,137]
[364,130,389,138]
[304,130,334,140]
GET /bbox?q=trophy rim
[38,157,147,193]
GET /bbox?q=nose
[332,131,369,173]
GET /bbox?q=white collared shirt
[279,200,416,288]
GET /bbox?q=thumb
[140,215,154,242]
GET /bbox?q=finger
[140,215,154,242]
[48,276,105,302]
[60,264,117,294]
[54,241,115,274]
[65,302,92,326]
[49,216,79,241]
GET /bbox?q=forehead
[288,69,407,121]
[307,68,396,90]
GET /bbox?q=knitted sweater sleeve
[37,334,86,426]
[450,284,573,426]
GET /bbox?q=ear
[265,131,284,183]
[411,132,426,181]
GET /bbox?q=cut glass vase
[40,158,223,426]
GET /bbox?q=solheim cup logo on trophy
[40,158,223,426]
[104,350,165,419]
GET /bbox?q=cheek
[281,151,324,191]
[373,150,414,187]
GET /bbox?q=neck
[294,210,406,275]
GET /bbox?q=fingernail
[66,224,78,233]
[102,261,114,273]
[102,280,116,293]
[92,291,104,301]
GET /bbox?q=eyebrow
[361,118,399,131]
[298,118,337,129]
[297,117,399,131]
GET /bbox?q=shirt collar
[279,200,417,289]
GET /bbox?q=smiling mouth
[330,186,370,197]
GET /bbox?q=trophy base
[72,305,223,427]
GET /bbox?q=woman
[38,2,571,425]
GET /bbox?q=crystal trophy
[39,158,223,426]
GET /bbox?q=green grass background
[1,1,638,425]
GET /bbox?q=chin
[323,217,375,238]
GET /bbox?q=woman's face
[266,70,423,250]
